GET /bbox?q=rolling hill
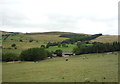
[2,31,119,55]
[1,31,119,82]
[91,35,118,43]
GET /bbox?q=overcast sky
[0,0,119,35]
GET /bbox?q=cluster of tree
[60,33,102,44]
[46,42,60,48]
[2,53,19,62]
[2,34,11,40]
[2,34,11,37]
[19,39,23,42]
[11,43,17,49]
[20,48,52,62]
[19,39,36,42]
[2,33,19,40]
[46,42,68,48]
[61,43,68,47]
[73,41,120,55]
[29,39,33,42]
[2,48,53,62]
[54,49,63,57]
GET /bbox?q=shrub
[14,47,17,49]
[46,50,53,58]
[54,49,62,57]
[62,43,68,47]
[46,44,50,48]
[46,42,59,48]
[19,39,23,42]
[41,45,45,48]
[58,43,61,47]
[11,44,16,47]
[19,48,49,61]
[2,53,19,62]
[29,39,33,42]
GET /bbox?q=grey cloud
[44,14,79,30]
[1,13,28,27]
[0,0,118,35]
[2,12,80,30]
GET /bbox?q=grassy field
[91,35,118,43]
[2,33,69,55]
[47,44,76,53]
[22,34,68,42]
[4,33,68,42]
[2,40,46,55]
[2,43,76,55]
[2,52,118,82]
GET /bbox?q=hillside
[26,31,74,35]
[23,34,68,42]
[2,31,69,55]
[2,31,119,55]
[1,31,22,35]
[91,35,118,43]
[1,31,12,35]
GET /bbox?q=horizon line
[0,30,119,35]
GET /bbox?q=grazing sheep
[84,78,90,82]
[65,58,68,61]
[18,61,22,63]
[94,79,97,82]
[83,56,88,59]
[64,56,69,61]
[103,77,106,79]
[83,57,86,59]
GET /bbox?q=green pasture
[2,43,76,55]
[2,41,46,55]
[2,52,118,82]
[2,33,69,54]
[2,33,74,55]
[47,44,76,53]
[3,41,45,49]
